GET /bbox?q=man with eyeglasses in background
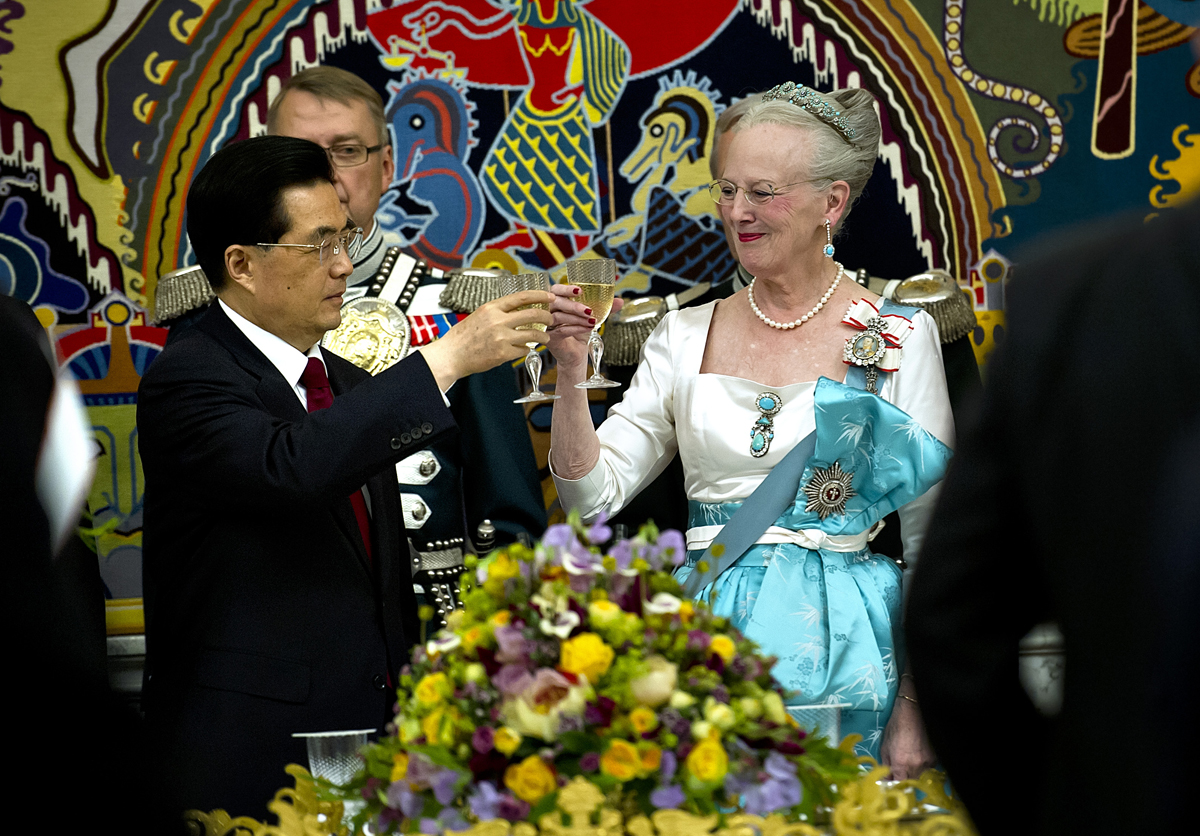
[267,66,546,612]
[137,135,552,822]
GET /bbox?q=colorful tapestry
[2,0,1197,604]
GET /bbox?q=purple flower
[494,664,534,697]
[687,630,711,651]
[586,511,612,545]
[495,625,531,664]
[439,808,469,832]
[712,685,730,703]
[468,781,503,821]
[660,750,678,783]
[608,538,634,572]
[738,752,803,814]
[579,752,601,773]
[420,818,442,834]
[650,784,686,809]
[386,781,424,819]
[496,795,531,821]
[658,529,687,566]
[585,696,615,727]
[542,523,577,551]
[472,726,495,754]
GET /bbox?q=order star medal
[803,461,856,519]
[843,315,888,393]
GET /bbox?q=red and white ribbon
[842,298,914,373]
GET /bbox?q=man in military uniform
[262,66,545,616]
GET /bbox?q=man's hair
[186,135,332,291]
[267,65,388,145]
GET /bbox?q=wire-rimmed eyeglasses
[324,143,384,168]
[708,179,816,206]
[255,227,365,264]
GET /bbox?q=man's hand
[419,290,553,391]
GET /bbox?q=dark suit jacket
[137,303,455,818]
[906,199,1200,835]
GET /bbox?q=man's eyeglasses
[255,227,365,264]
[708,179,816,206]
[324,143,384,168]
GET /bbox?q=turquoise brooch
[750,391,782,457]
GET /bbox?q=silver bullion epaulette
[437,267,511,313]
[858,268,977,345]
[605,278,717,366]
[154,265,214,325]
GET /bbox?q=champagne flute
[505,272,559,404]
[567,258,621,389]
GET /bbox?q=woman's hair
[735,87,881,228]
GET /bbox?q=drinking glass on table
[505,272,559,404]
[566,258,620,389]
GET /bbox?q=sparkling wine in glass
[567,258,621,389]
[504,272,559,404]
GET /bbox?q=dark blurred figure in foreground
[907,192,1200,834]
[0,294,161,828]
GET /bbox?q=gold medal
[321,297,411,375]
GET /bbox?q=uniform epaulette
[437,268,510,313]
[154,265,214,325]
[879,269,977,344]
[604,296,669,366]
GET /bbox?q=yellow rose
[587,599,622,627]
[762,691,788,725]
[629,707,659,735]
[397,717,421,745]
[559,633,614,683]
[462,625,486,652]
[629,655,678,707]
[739,697,763,720]
[638,743,663,773]
[704,697,736,731]
[600,739,641,781]
[484,553,521,595]
[504,755,558,802]
[669,690,696,710]
[415,672,451,706]
[490,610,512,628]
[679,601,695,622]
[390,752,410,783]
[421,706,459,745]
[709,635,736,664]
[494,726,523,756]
[686,737,729,785]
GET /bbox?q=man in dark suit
[906,194,1200,835]
[137,135,550,819]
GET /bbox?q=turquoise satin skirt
[678,534,902,761]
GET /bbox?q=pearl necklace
[747,261,844,330]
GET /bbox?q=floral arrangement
[338,517,861,834]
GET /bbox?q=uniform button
[421,422,433,434]
[390,437,403,450]
[373,674,387,690]
[412,500,427,521]
[411,427,422,440]
[400,432,412,445]
[419,455,437,477]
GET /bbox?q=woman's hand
[547,283,624,376]
[879,691,937,780]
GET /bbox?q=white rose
[629,655,678,707]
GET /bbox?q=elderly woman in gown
[546,83,954,777]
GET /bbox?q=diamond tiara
[760,82,856,141]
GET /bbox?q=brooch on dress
[750,391,782,457]
[803,461,856,519]
[842,299,915,394]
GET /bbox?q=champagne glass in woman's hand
[566,258,621,389]
[504,272,560,404]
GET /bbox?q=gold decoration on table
[189,770,976,836]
